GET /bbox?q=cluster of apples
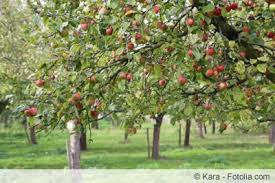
[69,92,83,110]
[119,72,133,82]
[158,74,188,88]
[192,96,214,110]
[206,64,224,76]
[68,92,101,119]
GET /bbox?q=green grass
[0,122,274,169]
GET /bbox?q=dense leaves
[21,0,275,131]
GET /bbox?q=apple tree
[26,0,275,166]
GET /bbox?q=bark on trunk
[68,132,81,169]
[151,114,163,160]
[184,119,191,147]
[3,113,9,128]
[197,120,205,139]
[22,117,30,144]
[80,126,87,151]
[269,122,275,152]
[146,128,150,159]
[178,123,182,147]
[29,126,37,145]
[212,121,216,134]
[204,124,207,135]
[124,131,129,143]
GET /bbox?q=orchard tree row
[4,0,274,168]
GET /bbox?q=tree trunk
[184,119,191,147]
[204,123,207,134]
[269,122,275,152]
[29,126,37,145]
[212,121,216,134]
[22,117,30,144]
[124,131,129,143]
[197,120,205,139]
[80,126,87,151]
[178,123,182,147]
[151,114,163,160]
[3,113,9,128]
[146,128,150,159]
[68,132,81,169]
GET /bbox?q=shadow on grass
[200,143,270,150]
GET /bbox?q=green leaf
[202,4,215,13]
[258,56,269,62]
[184,104,193,116]
[70,44,80,54]
[154,65,162,78]
[257,64,267,73]
[235,61,245,75]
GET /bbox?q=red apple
[200,20,206,27]
[178,75,188,85]
[186,18,195,26]
[157,21,168,31]
[206,69,214,77]
[127,42,135,50]
[243,26,250,33]
[90,110,99,119]
[206,47,215,56]
[135,32,143,41]
[245,0,254,6]
[35,79,45,87]
[153,5,160,14]
[106,26,113,35]
[216,65,225,72]
[126,73,133,82]
[217,82,228,90]
[80,23,89,31]
[72,92,81,101]
[24,107,38,117]
[159,79,166,87]
[267,32,274,39]
[240,51,247,58]
[213,68,219,76]
[88,76,96,83]
[230,3,238,10]
[75,102,83,110]
[202,33,208,42]
[203,103,213,110]
[188,49,193,57]
[213,7,222,16]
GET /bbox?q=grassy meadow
[0,121,274,169]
